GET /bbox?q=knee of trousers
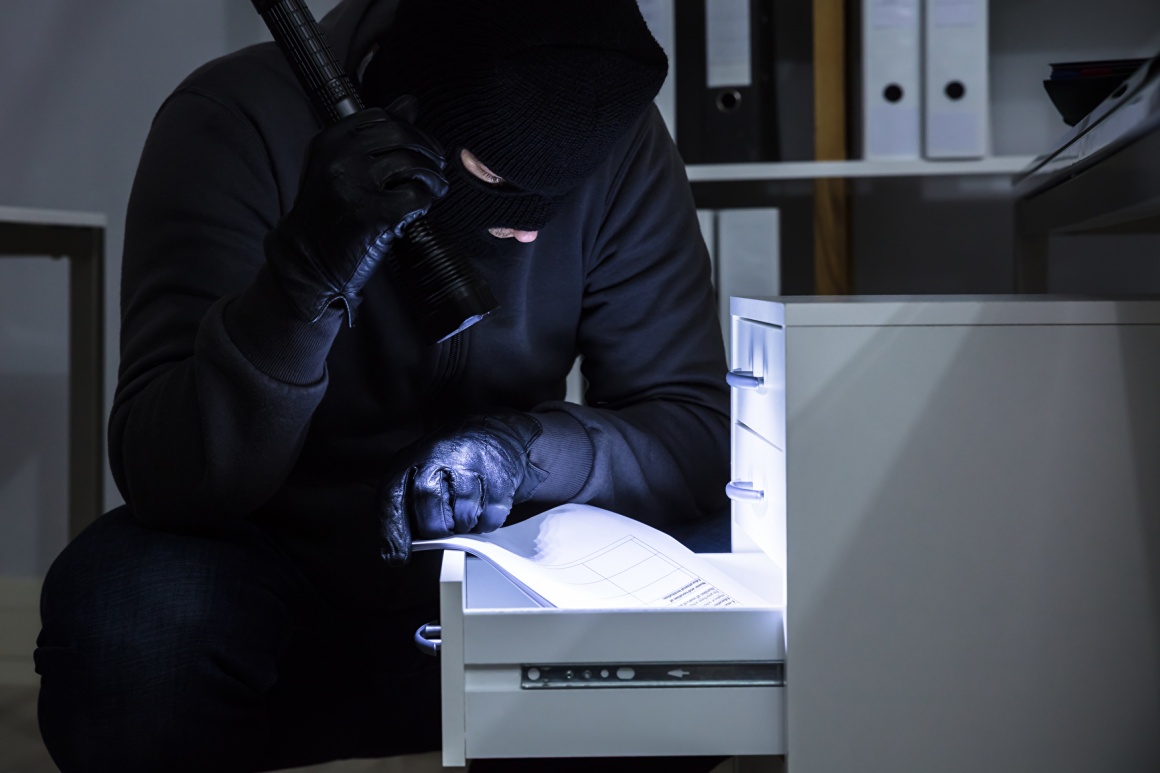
[35,507,287,770]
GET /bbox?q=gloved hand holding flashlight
[265,96,448,324]
[379,412,549,566]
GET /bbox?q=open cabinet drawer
[438,552,786,765]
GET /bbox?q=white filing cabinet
[732,295,1160,773]
[438,295,1160,771]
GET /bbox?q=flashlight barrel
[251,0,500,344]
[250,0,362,124]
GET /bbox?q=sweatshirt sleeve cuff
[222,265,344,385]
[527,410,594,502]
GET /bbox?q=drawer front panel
[730,422,786,569]
[731,317,786,449]
[465,670,785,758]
[463,603,786,665]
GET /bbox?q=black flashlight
[250,0,498,344]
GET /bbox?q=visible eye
[477,168,505,186]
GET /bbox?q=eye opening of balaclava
[360,0,668,259]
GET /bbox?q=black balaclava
[360,0,668,261]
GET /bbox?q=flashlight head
[389,220,499,345]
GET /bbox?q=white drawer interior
[460,555,785,665]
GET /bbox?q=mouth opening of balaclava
[360,0,668,261]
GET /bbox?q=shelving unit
[0,206,105,687]
[811,0,850,294]
[0,205,105,540]
[1014,54,1160,292]
[668,0,1160,298]
[687,155,1036,182]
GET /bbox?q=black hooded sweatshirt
[112,0,730,610]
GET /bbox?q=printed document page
[413,503,770,609]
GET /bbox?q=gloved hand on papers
[378,412,548,566]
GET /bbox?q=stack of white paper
[414,503,771,609]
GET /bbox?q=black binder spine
[675,0,780,164]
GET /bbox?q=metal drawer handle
[414,621,441,656]
[726,370,764,389]
[726,481,764,502]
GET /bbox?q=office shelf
[1014,55,1160,291]
[0,205,106,538]
[0,206,106,229]
[685,156,1037,183]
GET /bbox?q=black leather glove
[266,96,448,324]
[379,412,549,566]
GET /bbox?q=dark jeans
[36,507,728,772]
[36,506,442,772]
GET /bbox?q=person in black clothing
[35,1,731,770]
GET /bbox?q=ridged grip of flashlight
[251,0,362,124]
[250,0,499,344]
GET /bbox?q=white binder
[716,209,780,342]
[861,0,922,160]
[922,0,990,159]
[636,0,676,139]
[694,209,782,346]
